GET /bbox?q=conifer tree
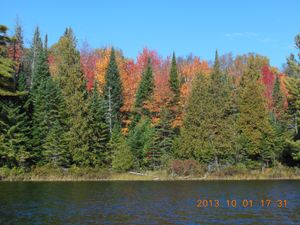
[147,108,174,169]
[87,82,110,166]
[169,52,180,99]
[104,48,123,133]
[284,34,300,164]
[31,42,52,162]
[135,58,154,109]
[179,51,236,164]
[0,25,20,96]
[285,77,300,163]
[110,127,134,172]
[270,75,288,162]
[0,101,31,168]
[29,27,43,88]
[128,117,155,168]
[52,28,90,166]
[41,77,69,167]
[237,56,276,167]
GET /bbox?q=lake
[0,181,299,224]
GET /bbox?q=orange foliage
[94,48,111,92]
[179,56,210,102]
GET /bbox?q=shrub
[169,159,205,176]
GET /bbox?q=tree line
[1,23,300,172]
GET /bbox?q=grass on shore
[0,164,300,181]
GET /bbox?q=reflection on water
[0,181,299,224]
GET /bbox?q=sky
[1,0,299,68]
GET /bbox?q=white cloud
[225,32,257,38]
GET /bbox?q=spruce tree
[52,28,90,166]
[0,100,31,168]
[31,43,51,162]
[29,27,43,88]
[128,117,155,168]
[179,51,236,165]
[147,108,174,169]
[87,82,110,167]
[135,58,154,109]
[104,48,123,134]
[42,119,68,167]
[285,77,300,163]
[237,56,276,167]
[110,127,134,172]
[169,52,180,99]
[284,34,300,164]
[41,77,69,167]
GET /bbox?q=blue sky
[1,0,299,68]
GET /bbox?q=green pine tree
[29,26,43,88]
[87,82,110,167]
[110,127,134,172]
[52,28,90,166]
[179,51,236,165]
[41,77,69,167]
[135,58,154,109]
[169,52,180,99]
[237,55,276,167]
[148,108,174,169]
[0,100,31,168]
[0,25,22,97]
[128,116,155,168]
[104,48,123,134]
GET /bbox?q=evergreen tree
[0,25,20,97]
[0,100,31,168]
[284,34,300,164]
[104,48,123,134]
[41,77,69,166]
[169,52,180,98]
[30,44,51,162]
[135,58,154,109]
[179,51,236,165]
[128,117,155,168]
[87,82,110,166]
[285,77,300,164]
[29,26,43,88]
[147,108,174,169]
[286,34,300,78]
[110,127,134,172]
[42,119,68,167]
[270,75,288,162]
[52,28,90,166]
[237,56,276,167]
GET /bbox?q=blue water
[0,180,299,224]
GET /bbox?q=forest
[1,23,300,178]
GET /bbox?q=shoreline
[1,175,300,182]
[1,166,300,182]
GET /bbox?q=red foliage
[261,65,275,110]
[80,43,97,91]
[7,41,23,73]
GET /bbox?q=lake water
[0,181,299,224]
